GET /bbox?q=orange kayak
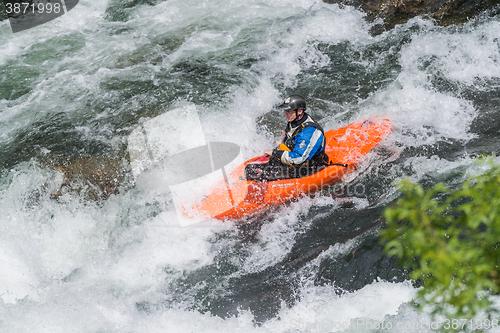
[181,116,392,221]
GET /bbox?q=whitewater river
[1,0,499,331]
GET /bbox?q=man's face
[284,109,303,122]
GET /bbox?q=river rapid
[1,0,500,332]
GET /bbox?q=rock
[42,155,129,201]
[0,3,7,22]
[323,0,500,32]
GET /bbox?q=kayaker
[245,95,328,181]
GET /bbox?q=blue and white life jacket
[278,113,327,166]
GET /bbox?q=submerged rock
[324,0,500,32]
[42,155,129,201]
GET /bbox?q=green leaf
[380,158,500,319]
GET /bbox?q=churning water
[1,0,499,331]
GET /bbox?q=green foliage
[380,160,500,319]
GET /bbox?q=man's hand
[264,149,273,156]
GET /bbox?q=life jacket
[281,113,329,166]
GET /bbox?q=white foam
[267,280,416,332]
[400,20,500,86]
[358,20,487,148]
[0,245,39,304]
